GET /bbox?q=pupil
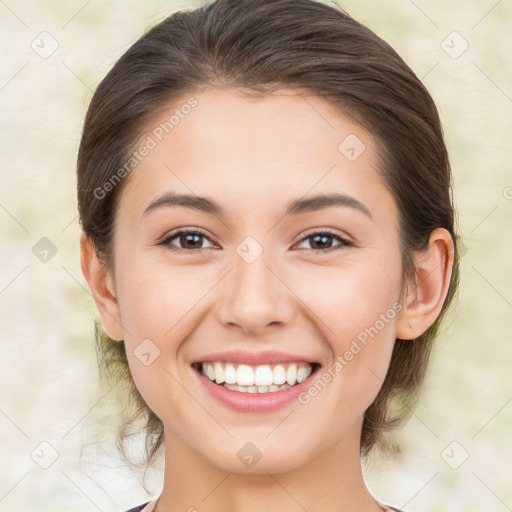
[183,234,201,248]
[312,234,331,249]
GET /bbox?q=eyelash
[159,228,353,253]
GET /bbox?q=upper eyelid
[296,227,350,240]
[294,230,353,248]
[161,228,217,247]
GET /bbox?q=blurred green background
[0,1,511,511]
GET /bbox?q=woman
[77,0,460,510]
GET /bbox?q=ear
[396,228,455,340]
[79,230,124,341]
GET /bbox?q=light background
[0,1,511,511]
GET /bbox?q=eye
[159,228,217,251]
[294,229,353,252]
[159,228,353,253]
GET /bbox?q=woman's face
[107,87,406,473]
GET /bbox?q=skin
[81,87,454,512]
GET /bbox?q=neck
[155,423,384,512]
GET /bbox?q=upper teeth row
[201,362,313,387]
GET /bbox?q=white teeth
[286,364,297,386]
[237,365,255,386]
[214,362,225,384]
[223,382,292,393]
[200,361,314,392]
[224,364,237,384]
[273,365,287,385]
[254,365,273,386]
[297,365,312,383]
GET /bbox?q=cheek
[116,256,210,342]
[295,255,402,406]
[114,259,215,414]
[301,256,402,344]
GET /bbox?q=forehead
[115,87,397,227]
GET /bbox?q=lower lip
[192,365,319,413]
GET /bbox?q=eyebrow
[142,191,372,219]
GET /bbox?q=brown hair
[77,0,460,465]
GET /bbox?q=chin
[212,453,304,475]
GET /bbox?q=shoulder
[380,505,406,512]
[124,501,404,512]
[124,500,158,512]
[123,503,150,512]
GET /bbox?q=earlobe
[396,228,454,340]
[79,230,125,341]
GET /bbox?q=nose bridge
[216,237,293,333]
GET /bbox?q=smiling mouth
[192,361,320,394]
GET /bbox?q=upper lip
[191,350,319,366]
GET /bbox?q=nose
[216,248,295,336]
